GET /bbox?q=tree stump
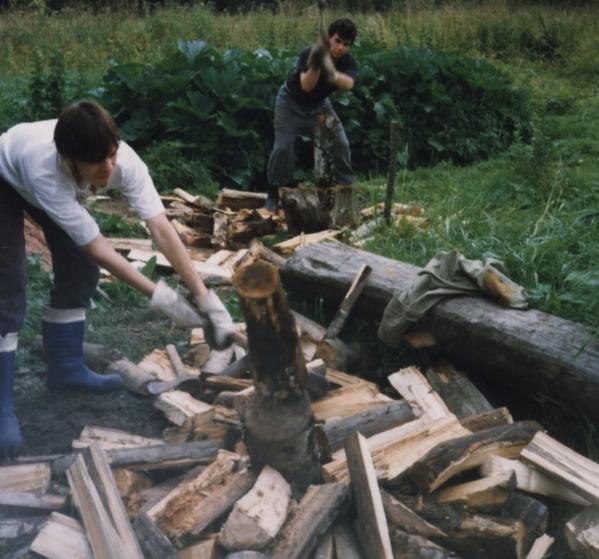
[279,185,359,234]
[279,186,331,234]
[233,261,320,492]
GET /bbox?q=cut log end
[234,261,279,299]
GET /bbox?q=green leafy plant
[140,141,219,198]
[87,206,148,238]
[100,40,531,188]
[27,51,66,119]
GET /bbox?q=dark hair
[54,100,120,163]
[328,18,358,45]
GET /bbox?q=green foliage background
[99,40,531,188]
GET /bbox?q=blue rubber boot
[42,317,123,392]
[0,349,22,456]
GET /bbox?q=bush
[28,51,65,120]
[140,140,219,197]
[342,45,532,173]
[99,40,531,188]
[101,40,291,188]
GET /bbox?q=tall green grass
[358,92,599,332]
[1,2,598,76]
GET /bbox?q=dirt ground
[13,207,168,456]
[15,371,166,457]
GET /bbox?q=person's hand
[149,280,204,328]
[195,290,236,350]
[321,52,337,84]
[307,37,329,70]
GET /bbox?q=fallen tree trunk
[280,241,599,421]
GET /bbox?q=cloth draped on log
[378,250,528,347]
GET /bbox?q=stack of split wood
[2,259,599,559]
[93,187,427,288]
[99,187,345,286]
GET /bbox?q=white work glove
[195,290,236,350]
[150,280,204,329]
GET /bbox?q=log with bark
[0,516,47,542]
[147,450,255,547]
[279,186,331,234]
[228,211,276,245]
[269,482,350,559]
[408,421,542,494]
[394,495,528,559]
[390,528,461,559]
[132,512,180,559]
[280,240,599,421]
[323,415,471,484]
[322,398,414,452]
[460,408,513,433]
[425,361,494,419]
[237,238,285,269]
[382,490,451,548]
[233,261,319,491]
[500,493,549,552]
[279,185,359,233]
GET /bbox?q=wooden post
[233,261,320,492]
[314,114,337,188]
[383,120,401,225]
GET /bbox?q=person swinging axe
[264,15,359,211]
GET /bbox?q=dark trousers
[0,176,100,336]
[266,86,353,198]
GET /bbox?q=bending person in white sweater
[0,100,235,455]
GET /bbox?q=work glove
[149,280,204,329]
[195,290,236,350]
[307,37,329,70]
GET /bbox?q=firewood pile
[2,232,599,559]
[7,188,597,559]
[99,187,426,279]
